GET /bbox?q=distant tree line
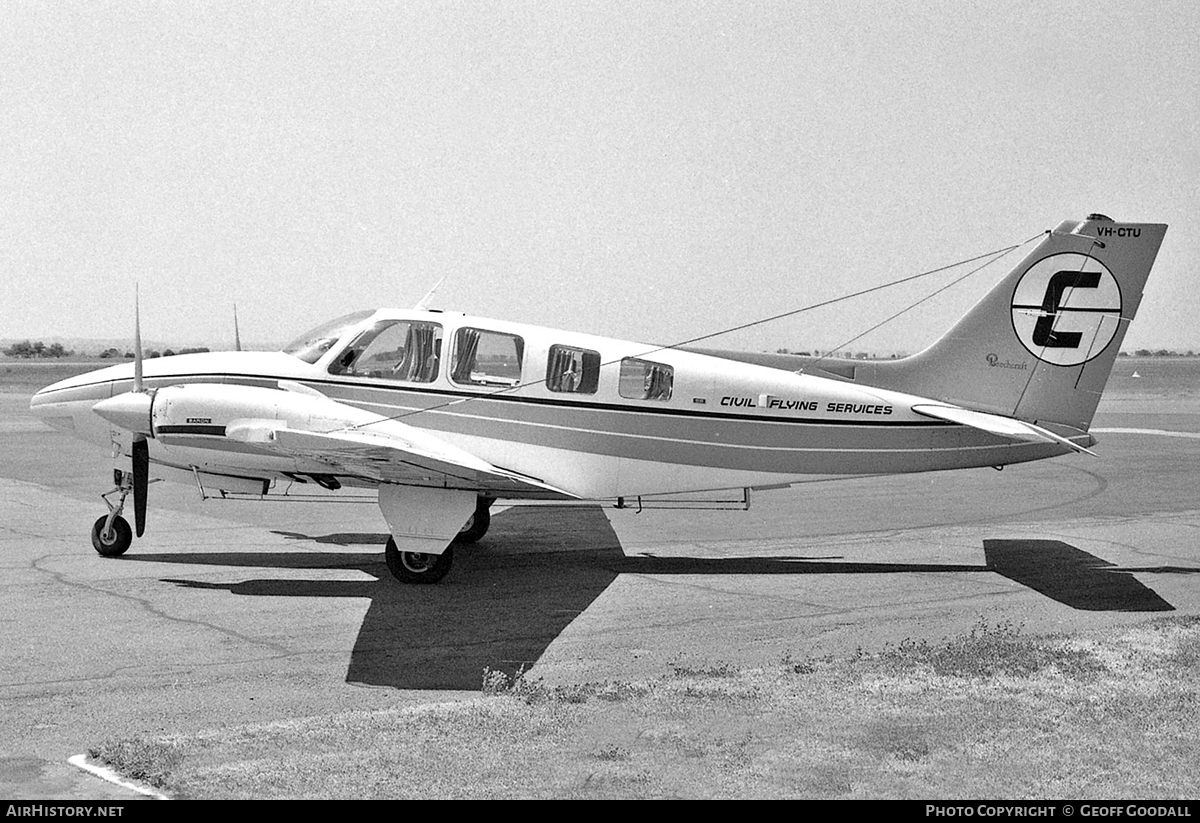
[99,346,211,359]
[1121,350,1197,357]
[1,341,216,359]
[3,340,73,358]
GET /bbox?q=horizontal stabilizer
[911,404,1096,456]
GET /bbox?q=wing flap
[911,404,1096,456]
[226,421,578,499]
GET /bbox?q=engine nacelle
[150,383,377,441]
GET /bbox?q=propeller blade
[134,284,143,393]
[132,435,148,537]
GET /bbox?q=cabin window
[451,328,524,387]
[618,358,673,401]
[327,320,442,382]
[546,345,600,394]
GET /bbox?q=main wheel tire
[91,515,132,557]
[385,538,453,584]
[453,500,492,544]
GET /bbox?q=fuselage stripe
[156,424,227,437]
[60,371,944,429]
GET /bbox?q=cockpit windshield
[328,319,443,382]
[282,310,374,364]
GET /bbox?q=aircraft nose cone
[30,385,78,432]
[93,392,154,436]
[29,388,49,415]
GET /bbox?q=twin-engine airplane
[30,215,1166,583]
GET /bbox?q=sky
[2,1,1197,354]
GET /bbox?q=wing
[226,420,578,500]
[911,403,1096,456]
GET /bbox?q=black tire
[454,499,492,544]
[385,538,453,584]
[91,515,132,557]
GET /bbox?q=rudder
[860,215,1167,431]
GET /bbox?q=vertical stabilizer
[860,216,1167,430]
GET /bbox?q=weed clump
[670,662,737,679]
[859,619,1108,680]
[594,745,630,761]
[482,665,600,704]
[781,652,837,675]
[481,666,654,705]
[481,666,518,695]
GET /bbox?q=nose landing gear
[91,471,135,557]
[91,515,132,557]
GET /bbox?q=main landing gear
[385,541,454,584]
[384,496,493,584]
[454,498,492,545]
[90,470,135,557]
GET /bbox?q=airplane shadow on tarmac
[983,539,1178,613]
[126,506,1186,691]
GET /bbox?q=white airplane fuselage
[25,216,1167,582]
[31,308,1075,502]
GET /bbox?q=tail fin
[861,215,1167,430]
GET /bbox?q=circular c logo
[1010,253,1122,366]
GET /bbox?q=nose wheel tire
[385,538,453,584]
[91,515,133,557]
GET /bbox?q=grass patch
[853,617,1109,679]
[87,737,185,790]
[89,616,1200,799]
